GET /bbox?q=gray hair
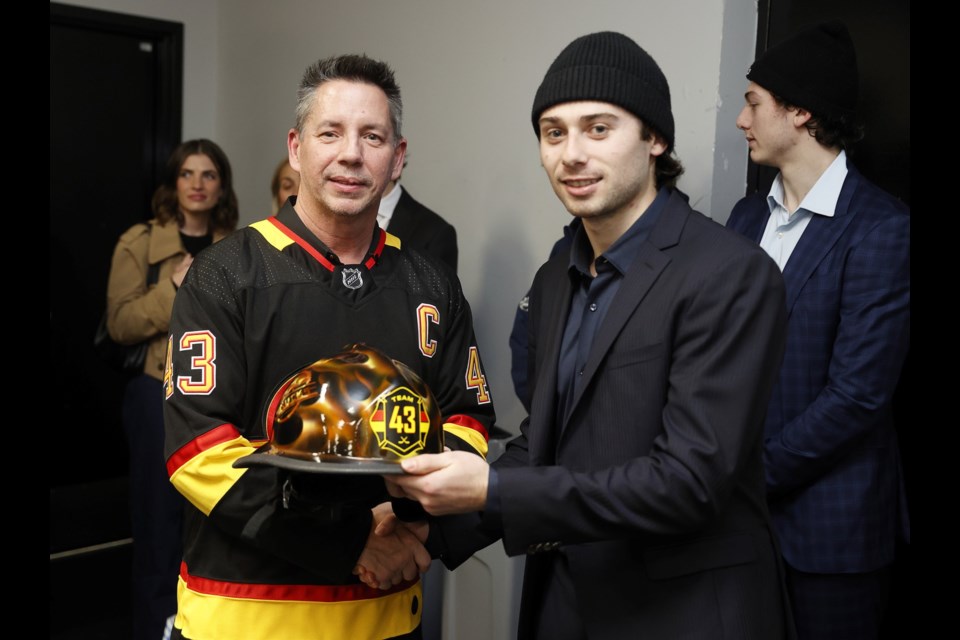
[294,54,403,143]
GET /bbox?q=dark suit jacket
[440,190,794,639]
[386,187,458,272]
[726,162,911,574]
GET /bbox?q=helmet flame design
[234,343,443,474]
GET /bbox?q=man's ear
[391,137,408,182]
[288,129,302,173]
[649,134,668,159]
[792,108,813,128]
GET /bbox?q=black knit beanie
[531,31,675,150]
[747,20,858,119]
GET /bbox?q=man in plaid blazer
[725,21,910,640]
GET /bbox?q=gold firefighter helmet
[233,343,443,474]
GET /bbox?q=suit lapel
[781,168,861,313]
[742,205,768,243]
[567,243,671,422]
[386,190,415,238]
[560,192,686,439]
[526,258,572,463]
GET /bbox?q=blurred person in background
[271,156,301,214]
[105,138,239,640]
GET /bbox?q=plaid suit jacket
[726,162,911,573]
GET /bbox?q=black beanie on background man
[747,20,859,119]
[531,31,675,150]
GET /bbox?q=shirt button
[578,370,583,376]
[589,303,597,312]
[777,232,783,238]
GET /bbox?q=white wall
[52,0,758,435]
[712,0,759,225]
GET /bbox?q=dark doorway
[49,3,182,637]
[747,1,913,637]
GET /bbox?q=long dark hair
[151,138,239,233]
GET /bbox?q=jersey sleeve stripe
[443,418,489,458]
[443,414,490,442]
[167,423,243,476]
[166,423,252,515]
[171,438,257,515]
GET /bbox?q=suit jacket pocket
[605,342,666,370]
[643,532,759,580]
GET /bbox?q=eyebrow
[313,118,389,132]
[581,112,620,123]
[539,112,621,127]
[312,118,341,130]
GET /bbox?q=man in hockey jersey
[162,54,494,640]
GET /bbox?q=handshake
[352,450,492,589]
[352,501,429,590]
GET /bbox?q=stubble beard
[556,177,643,222]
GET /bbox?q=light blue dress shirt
[760,150,848,271]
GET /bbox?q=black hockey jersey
[162,204,495,639]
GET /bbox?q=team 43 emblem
[369,387,430,457]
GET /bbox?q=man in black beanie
[727,20,910,640]
[383,31,795,639]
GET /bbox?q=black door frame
[50,6,185,634]
[50,2,183,189]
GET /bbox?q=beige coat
[106,219,228,381]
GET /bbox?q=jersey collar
[271,203,387,271]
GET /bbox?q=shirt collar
[377,183,403,229]
[569,186,670,276]
[767,149,847,219]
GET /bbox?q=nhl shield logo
[368,387,430,458]
[341,268,363,290]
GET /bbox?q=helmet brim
[232,449,408,475]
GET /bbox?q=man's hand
[383,451,490,515]
[353,502,431,590]
[373,510,429,542]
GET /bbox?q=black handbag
[95,226,160,375]
[93,313,152,375]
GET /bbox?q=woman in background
[270,156,300,213]
[105,138,238,640]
